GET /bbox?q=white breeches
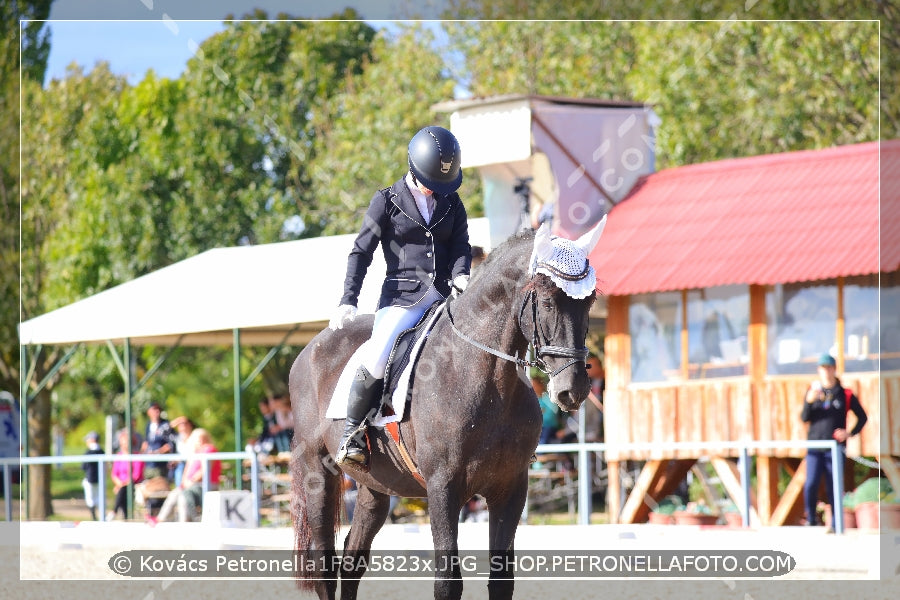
[359,286,444,378]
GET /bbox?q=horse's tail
[290,419,343,591]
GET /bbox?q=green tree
[21,16,382,497]
[179,12,377,241]
[443,20,878,168]
[306,23,461,235]
[626,21,878,167]
[0,1,52,395]
[20,62,127,517]
[444,1,897,140]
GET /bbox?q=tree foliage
[444,20,879,168]
[444,1,896,140]
[1,0,52,392]
[307,23,461,235]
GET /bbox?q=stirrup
[336,423,369,467]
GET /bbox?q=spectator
[271,395,294,453]
[140,402,175,480]
[108,429,143,520]
[584,355,605,443]
[256,398,278,455]
[801,352,868,530]
[169,416,195,487]
[533,375,560,445]
[112,418,142,452]
[81,431,104,521]
[149,428,221,524]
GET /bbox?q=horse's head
[523,217,606,412]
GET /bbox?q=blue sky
[44,21,227,85]
[43,0,450,86]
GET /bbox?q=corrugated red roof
[882,141,900,273]
[589,141,896,296]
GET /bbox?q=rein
[446,278,589,378]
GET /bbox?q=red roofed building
[587,140,899,526]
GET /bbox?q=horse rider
[329,125,472,467]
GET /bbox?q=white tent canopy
[19,219,491,347]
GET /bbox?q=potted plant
[852,477,882,530]
[880,483,900,530]
[673,501,719,526]
[648,495,682,525]
[840,490,857,529]
[721,501,744,528]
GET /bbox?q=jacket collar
[389,178,451,228]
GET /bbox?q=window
[882,271,900,371]
[843,275,878,373]
[766,281,837,375]
[630,292,681,383]
[687,285,749,378]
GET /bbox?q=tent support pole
[233,329,242,487]
[240,325,300,391]
[124,338,134,519]
[134,335,185,392]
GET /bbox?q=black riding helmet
[407,126,462,195]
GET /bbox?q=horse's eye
[541,298,555,309]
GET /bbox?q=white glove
[451,274,469,298]
[329,305,357,330]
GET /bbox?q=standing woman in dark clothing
[801,352,867,527]
[329,126,471,467]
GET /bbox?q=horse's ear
[529,222,554,276]
[574,214,607,255]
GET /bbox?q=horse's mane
[468,228,534,287]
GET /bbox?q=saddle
[380,300,444,409]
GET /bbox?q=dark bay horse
[288,221,605,600]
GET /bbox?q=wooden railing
[604,371,895,461]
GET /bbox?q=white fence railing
[533,439,847,532]
[0,451,260,525]
[2,440,849,533]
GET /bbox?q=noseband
[446,277,589,378]
[518,288,589,378]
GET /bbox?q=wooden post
[770,458,807,526]
[756,456,781,525]
[619,460,665,524]
[607,460,621,524]
[880,455,900,494]
[711,456,761,525]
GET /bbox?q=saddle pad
[382,300,444,404]
[325,301,445,427]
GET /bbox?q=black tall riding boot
[336,365,383,467]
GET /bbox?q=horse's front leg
[486,471,529,600]
[339,484,392,600]
[427,480,464,600]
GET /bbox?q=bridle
[446,274,590,378]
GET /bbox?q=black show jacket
[340,178,471,311]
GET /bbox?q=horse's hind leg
[338,484,392,600]
[485,472,529,600]
[293,446,342,600]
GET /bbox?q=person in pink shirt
[109,428,144,520]
[149,428,220,524]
